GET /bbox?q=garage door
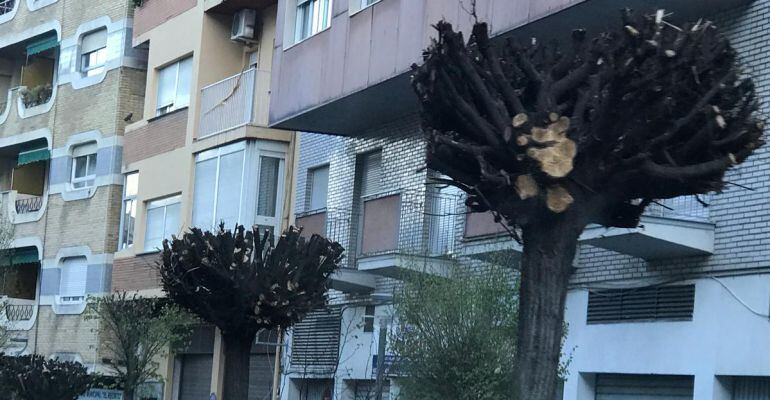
[595,374,693,400]
[179,354,213,400]
[248,354,274,400]
[734,377,770,400]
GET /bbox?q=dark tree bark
[411,9,764,400]
[159,225,344,400]
[222,331,257,400]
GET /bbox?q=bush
[0,353,95,400]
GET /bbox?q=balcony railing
[198,68,271,138]
[5,304,33,321]
[0,0,14,15]
[15,196,43,214]
[645,195,710,222]
[295,189,462,269]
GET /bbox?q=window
[307,165,329,211]
[59,256,87,303]
[362,305,375,333]
[295,0,331,42]
[80,28,108,77]
[144,195,181,252]
[0,0,14,16]
[156,57,192,116]
[360,151,383,197]
[71,143,97,189]
[193,141,285,235]
[118,172,138,250]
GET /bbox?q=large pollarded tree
[160,225,344,400]
[411,9,764,400]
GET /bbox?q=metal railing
[301,189,462,268]
[198,68,272,138]
[0,0,14,15]
[15,196,43,214]
[645,195,710,222]
[5,304,33,321]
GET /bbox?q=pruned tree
[411,10,764,400]
[0,353,95,400]
[84,292,196,400]
[159,225,344,400]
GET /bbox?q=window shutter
[81,29,107,54]
[587,284,695,324]
[60,257,87,298]
[72,142,97,157]
[308,166,328,210]
[361,152,383,197]
[290,308,341,372]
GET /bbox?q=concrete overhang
[459,236,523,265]
[357,253,455,279]
[580,215,715,260]
[204,0,277,14]
[270,0,753,136]
[329,268,377,293]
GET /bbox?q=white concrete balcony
[198,67,271,138]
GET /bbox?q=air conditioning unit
[231,9,259,44]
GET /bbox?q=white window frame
[350,0,380,15]
[70,143,97,190]
[155,57,192,116]
[80,28,108,78]
[143,195,181,252]
[294,0,332,43]
[58,256,88,304]
[193,141,286,236]
[118,172,138,250]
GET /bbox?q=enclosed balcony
[580,197,714,260]
[460,211,522,264]
[198,67,272,138]
[0,138,49,223]
[0,246,41,331]
[0,32,59,128]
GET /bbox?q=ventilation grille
[290,308,341,372]
[587,284,695,324]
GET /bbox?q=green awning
[26,35,59,56]
[17,148,50,166]
[0,248,39,267]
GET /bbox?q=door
[734,377,770,400]
[178,354,213,400]
[595,374,693,400]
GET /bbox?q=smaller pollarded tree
[0,353,95,400]
[159,224,344,400]
[84,292,196,400]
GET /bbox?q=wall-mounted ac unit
[231,9,259,44]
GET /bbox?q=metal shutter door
[179,354,213,400]
[361,152,383,197]
[734,377,770,400]
[248,354,274,400]
[595,374,693,400]
[354,380,390,400]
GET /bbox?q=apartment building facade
[0,0,146,374]
[269,0,770,400]
[109,0,297,399]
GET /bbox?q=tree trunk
[222,331,256,400]
[124,389,135,400]
[515,217,582,400]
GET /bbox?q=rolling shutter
[587,285,695,324]
[178,354,213,400]
[734,377,770,400]
[360,152,383,197]
[290,308,341,372]
[248,354,274,400]
[595,374,693,400]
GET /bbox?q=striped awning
[26,34,59,56]
[17,148,50,166]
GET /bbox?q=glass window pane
[156,63,177,111]
[164,202,181,240]
[257,157,280,217]
[87,154,97,176]
[175,57,193,109]
[125,173,138,197]
[120,198,136,249]
[216,151,244,229]
[144,206,165,251]
[74,156,87,179]
[309,166,328,210]
[192,158,217,229]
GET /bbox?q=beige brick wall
[112,252,163,292]
[124,109,188,165]
[26,306,100,365]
